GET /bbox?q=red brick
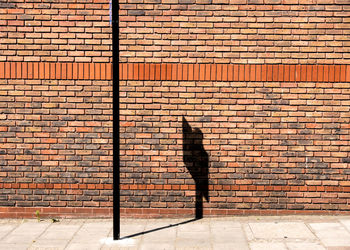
[205,64,211,80]
[155,64,161,80]
[72,63,77,80]
[329,65,335,82]
[216,64,222,81]
[239,64,245,81]
[283,65,289,82]
[161,64,166,80]
[256,64,261,81]
[166,64,172,80]
[228,64,234,81]
[16,62,22,79]
[306,65,312,82]
[62,63,67,80]
[183,64,188,81]
[233,64,239,81]
[261,64,267,81]
[317,65,323,82]
[340,65,346,82]
[171,64,177,81]
[34,63,45,79]
[133,63,139,80]
[145,63,150,80]
[334,65,340,82]
[324,65,329,82]
[222,64,228,81]
[346,65,350,82]
[210,64,216,81]
[84,63,90,80]
[193,64,199,81]
[301,65,307,82]
[250,64,256,81]
[267,64,273,81]
[101,63,106,80]
[139,63,145,80]
[177,64,182,81]
[244,64,250,81]
[28,62,33,79]
[56,63,61,79]
[295,65,301,82]
[273,64,279,81]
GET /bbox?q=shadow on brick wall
[182,116,209,219]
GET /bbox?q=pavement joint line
[304,219,328,249]
[63,219,85,250]
[240,221,251,250]
[101,220,114,250]
[0,220,20,241]
[247,220,255,243]
[27,220,52,248]
[339,218,350,235]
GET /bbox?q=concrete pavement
[0,216,349,249]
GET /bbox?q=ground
[0,216,349,249]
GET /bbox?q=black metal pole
[112,0,120,241]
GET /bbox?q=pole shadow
[182,116,209,219]
[120,218,197,239]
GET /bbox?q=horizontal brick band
[3,183,349,193]
[1,207,349,219]
[120,63,350,82]
[120,208,350,219]
[120,184,350,193]
[0,207,112,219]
[2,62,350,82]
[0,183,112,190]
[0,62,112,80]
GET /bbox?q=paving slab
[30,238,69,249]
[39,224,81,240]
[309,222,350,247]
[249,242,287,250]
[0,216,349,249]
[0,223,19,240]
[340,219,350,232]
[286,242,326,250]
[249,222,315,239]
[65,243,102,250]
[213,243,249,250]
[2,221,50,244]
[139,242,176,250]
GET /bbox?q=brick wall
[0,0,113,218]
[120,0,350,64]
[119,0,350,217]
[1,0,350,218]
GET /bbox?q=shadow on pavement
[120,218,198,239]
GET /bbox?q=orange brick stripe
[120,63,350,82]
[0,183,113,190]
[120,208,350,218]
[1,207,349,219]
[120,184,350,193]
[3,183,350,193]
[0,207,113,219]
[0,62,112,80]
[1,62,349,82]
